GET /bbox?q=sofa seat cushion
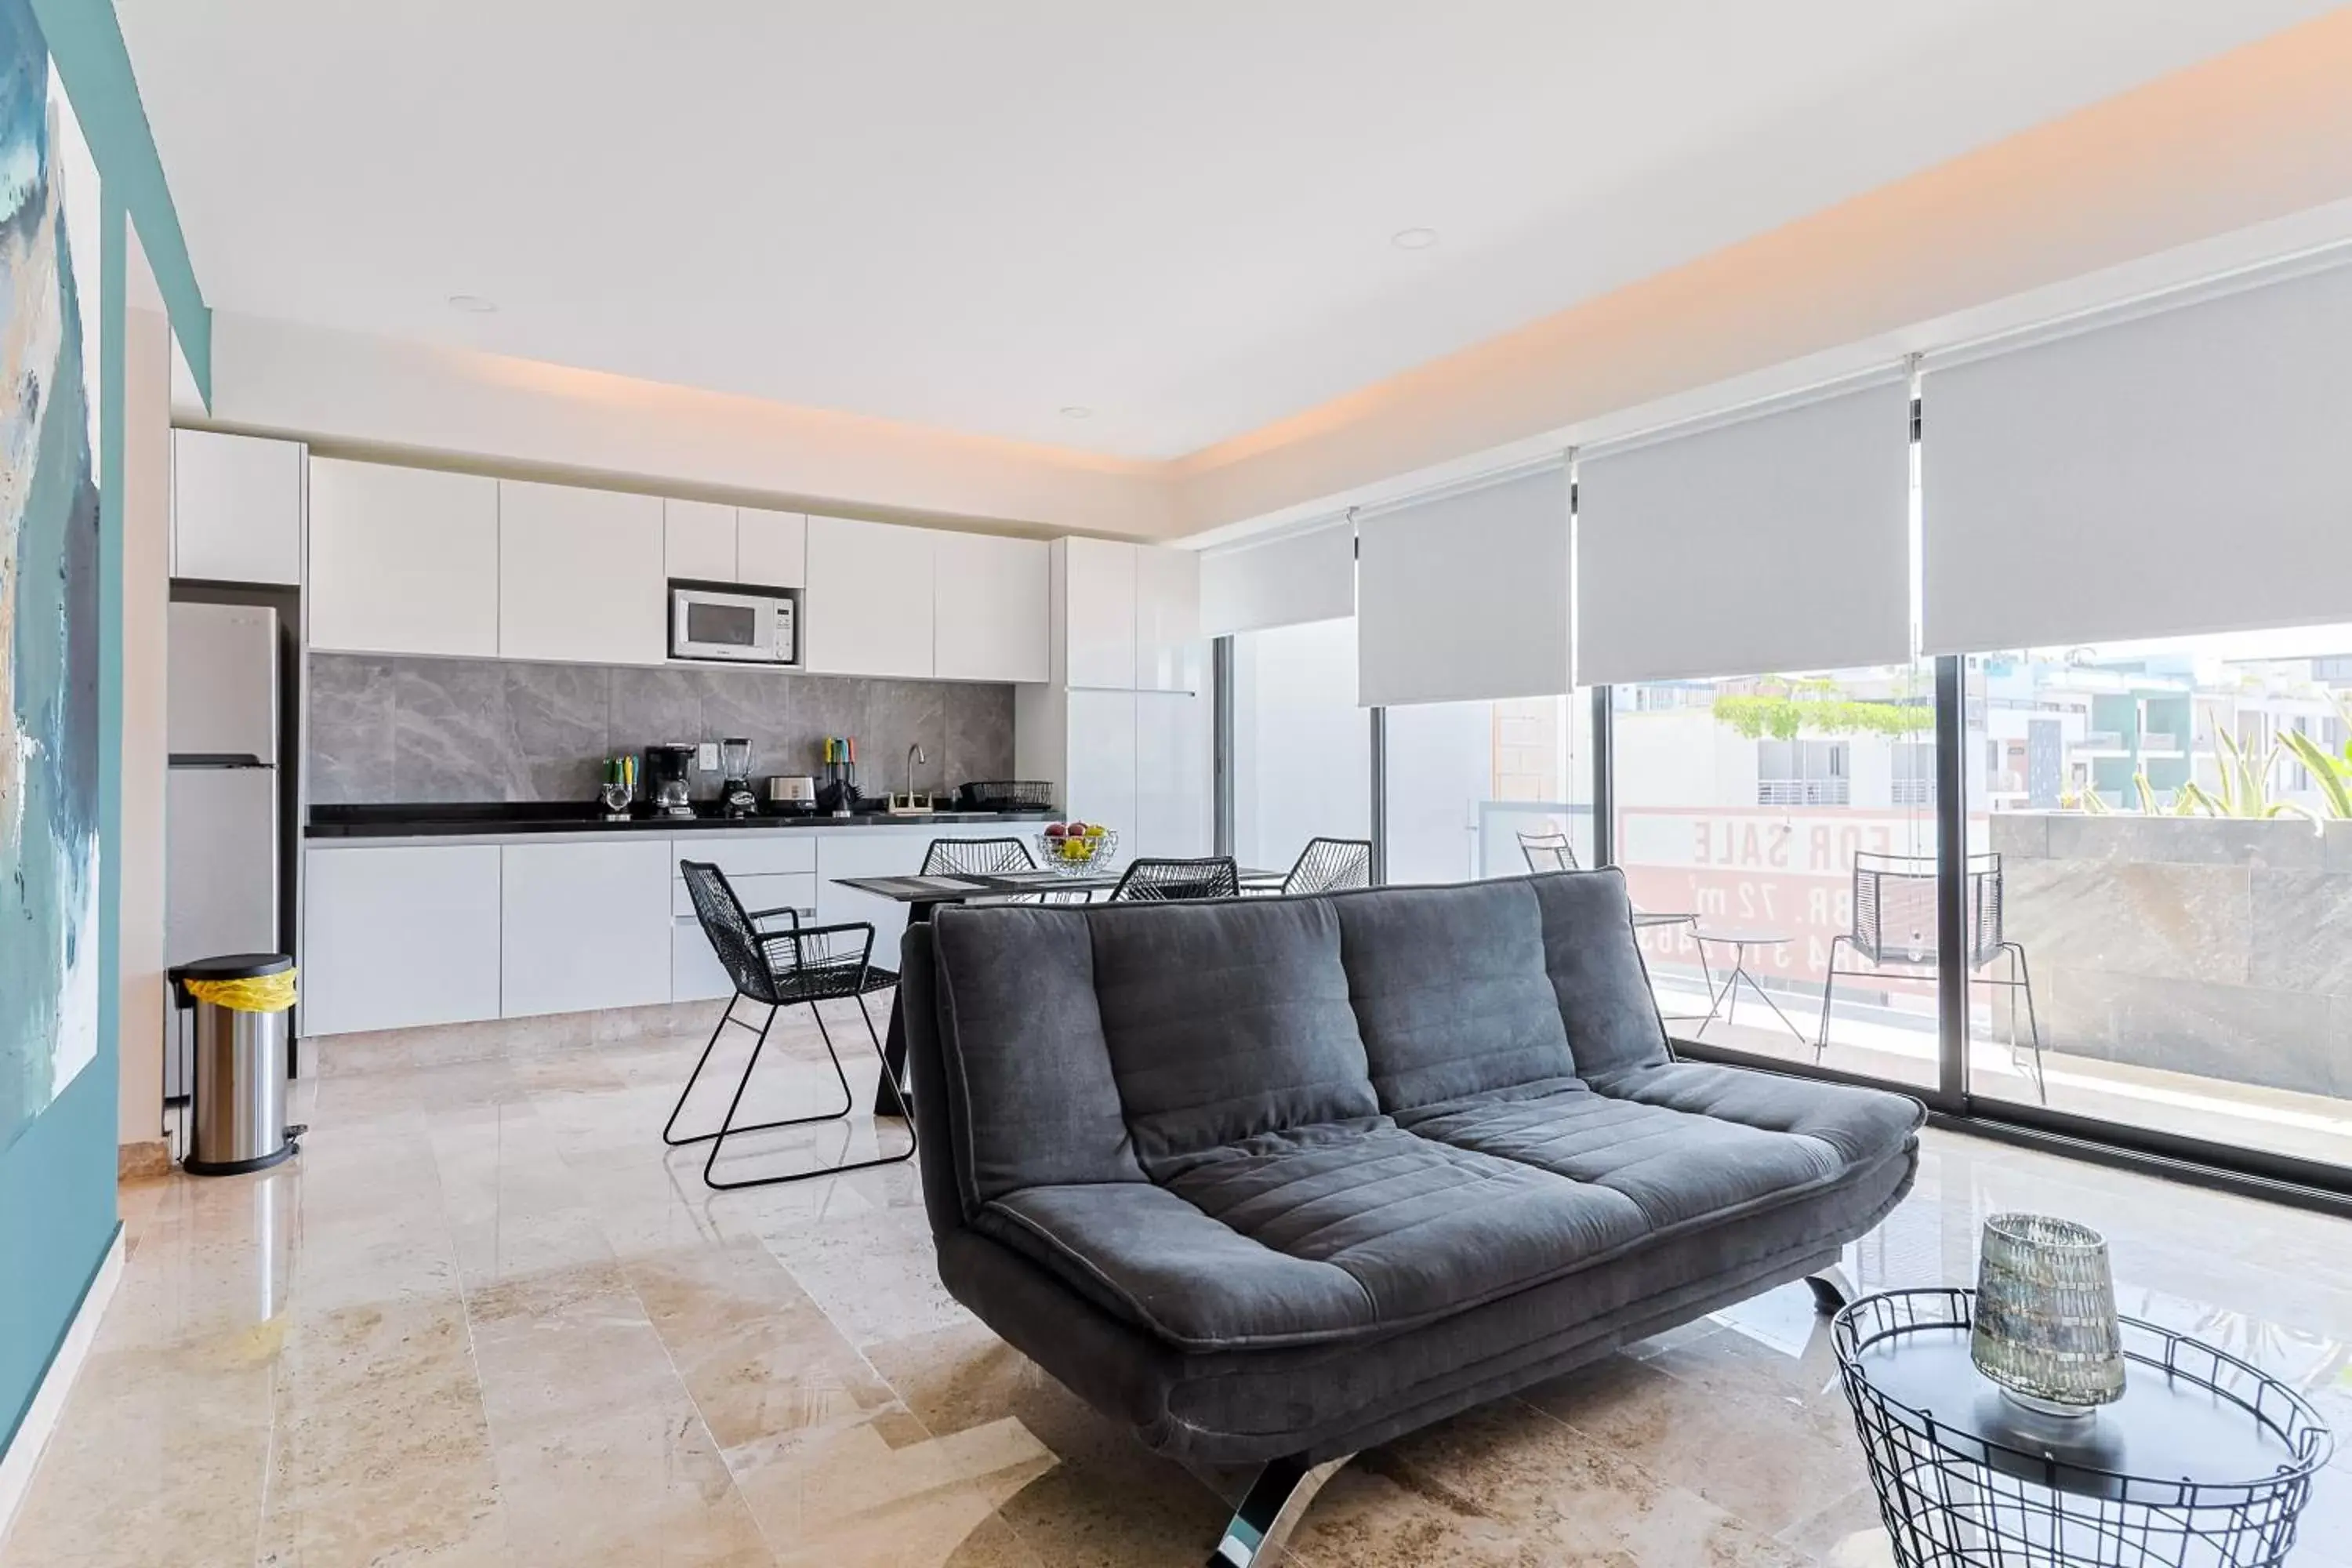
[1590,1061,1926,1170]
[975,1120,1649,1352]
[1402,1078,1851,1231]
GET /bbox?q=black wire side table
[1832,1289,2334,1568]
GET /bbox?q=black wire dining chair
[1818,850,2045,1102]
[662,860,912,1189]
[1109,855,1240,902]
[1277,837,1373,895]
[920,837,1034,876]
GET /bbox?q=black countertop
[307,801,1056,839]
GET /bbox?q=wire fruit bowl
[1036,827,1119,878]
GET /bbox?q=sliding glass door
[1962,626,2352,1172]
[1384,695,1595,884]
[1229,618,1371,881]
[1609,661,1940,1091]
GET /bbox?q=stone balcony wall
[1989,813,2352,1099]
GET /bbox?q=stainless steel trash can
[172,953,297,1176]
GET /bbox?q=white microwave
[670,583,797,664]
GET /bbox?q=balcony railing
[1890,779,1936,808]
[1758,779,1851,807]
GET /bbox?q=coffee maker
[642,744,698,818]
[718,737,758,818]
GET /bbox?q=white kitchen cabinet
[736,506,807,589]
[301,844,503,1036]
[1134,546,1204,692]
[499,840,674,1017]
[672,922,737,1003]
[934,532,1049,683]
[1134,691,1213,859]
[172,429,303,586]
[499,481,666,666]
[664,499,738,583]
[813,829,934,973]
[309,459,500,657]
[1063,689,1139,842]
[1060,537,1138,688]
[804,515,935,678]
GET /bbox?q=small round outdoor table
[1688,927,1806,1043]
[1832,1287,2333,1568]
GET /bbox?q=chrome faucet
[906,743,927,801]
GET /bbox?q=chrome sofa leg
[1208,1453,1352,1566]
[1806,1263,1858,1315]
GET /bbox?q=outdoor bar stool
[662,859,912,1189]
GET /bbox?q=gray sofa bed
[899,870,1922,1563]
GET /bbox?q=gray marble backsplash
[309,654,1015,805]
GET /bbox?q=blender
[719,737,758,818]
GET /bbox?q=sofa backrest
[923,869,1668,1210]
[1333,879,1575,1109]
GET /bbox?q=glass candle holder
[1970,1213,2125,1417]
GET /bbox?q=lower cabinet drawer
[673,872,816,919]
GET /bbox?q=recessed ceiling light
[1059,405,1093,419]
[447,294,499,314]
[1390,227,1439,251]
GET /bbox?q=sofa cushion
[1088,898,1377,1170]
[1589,1059,1926,1169]
[1526,870,1673,1079]
[1402,1078,1848,1230]
[931,906,1144,1204]
[978,1120,1648,1350]
[1335,880,1579,1112]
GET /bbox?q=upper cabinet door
[663,499,737,582]
[172,429,304,586]
[1134,546,1203,692]
[499,481,666,666]
[735,507,807,589]
[803,515,935,678]
[1061,537,1137,689]
[934,533,1048,684]
[309,459,499,657]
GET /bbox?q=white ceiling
[122,2,2337,461]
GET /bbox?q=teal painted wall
[0,1065,119,1450]
[4,0,201,1459]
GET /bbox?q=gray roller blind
[1200,518,1354,637]
[1923,260,2352,654]
[1357,466,1570,707]
[1577,376,1912,685]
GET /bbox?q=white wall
[118,297,172,1149]
[201,313,1176,539]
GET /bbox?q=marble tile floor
[7,1002,2352,1567]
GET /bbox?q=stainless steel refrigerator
[165,602,281,1098]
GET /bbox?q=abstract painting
[1,0,102,1155]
